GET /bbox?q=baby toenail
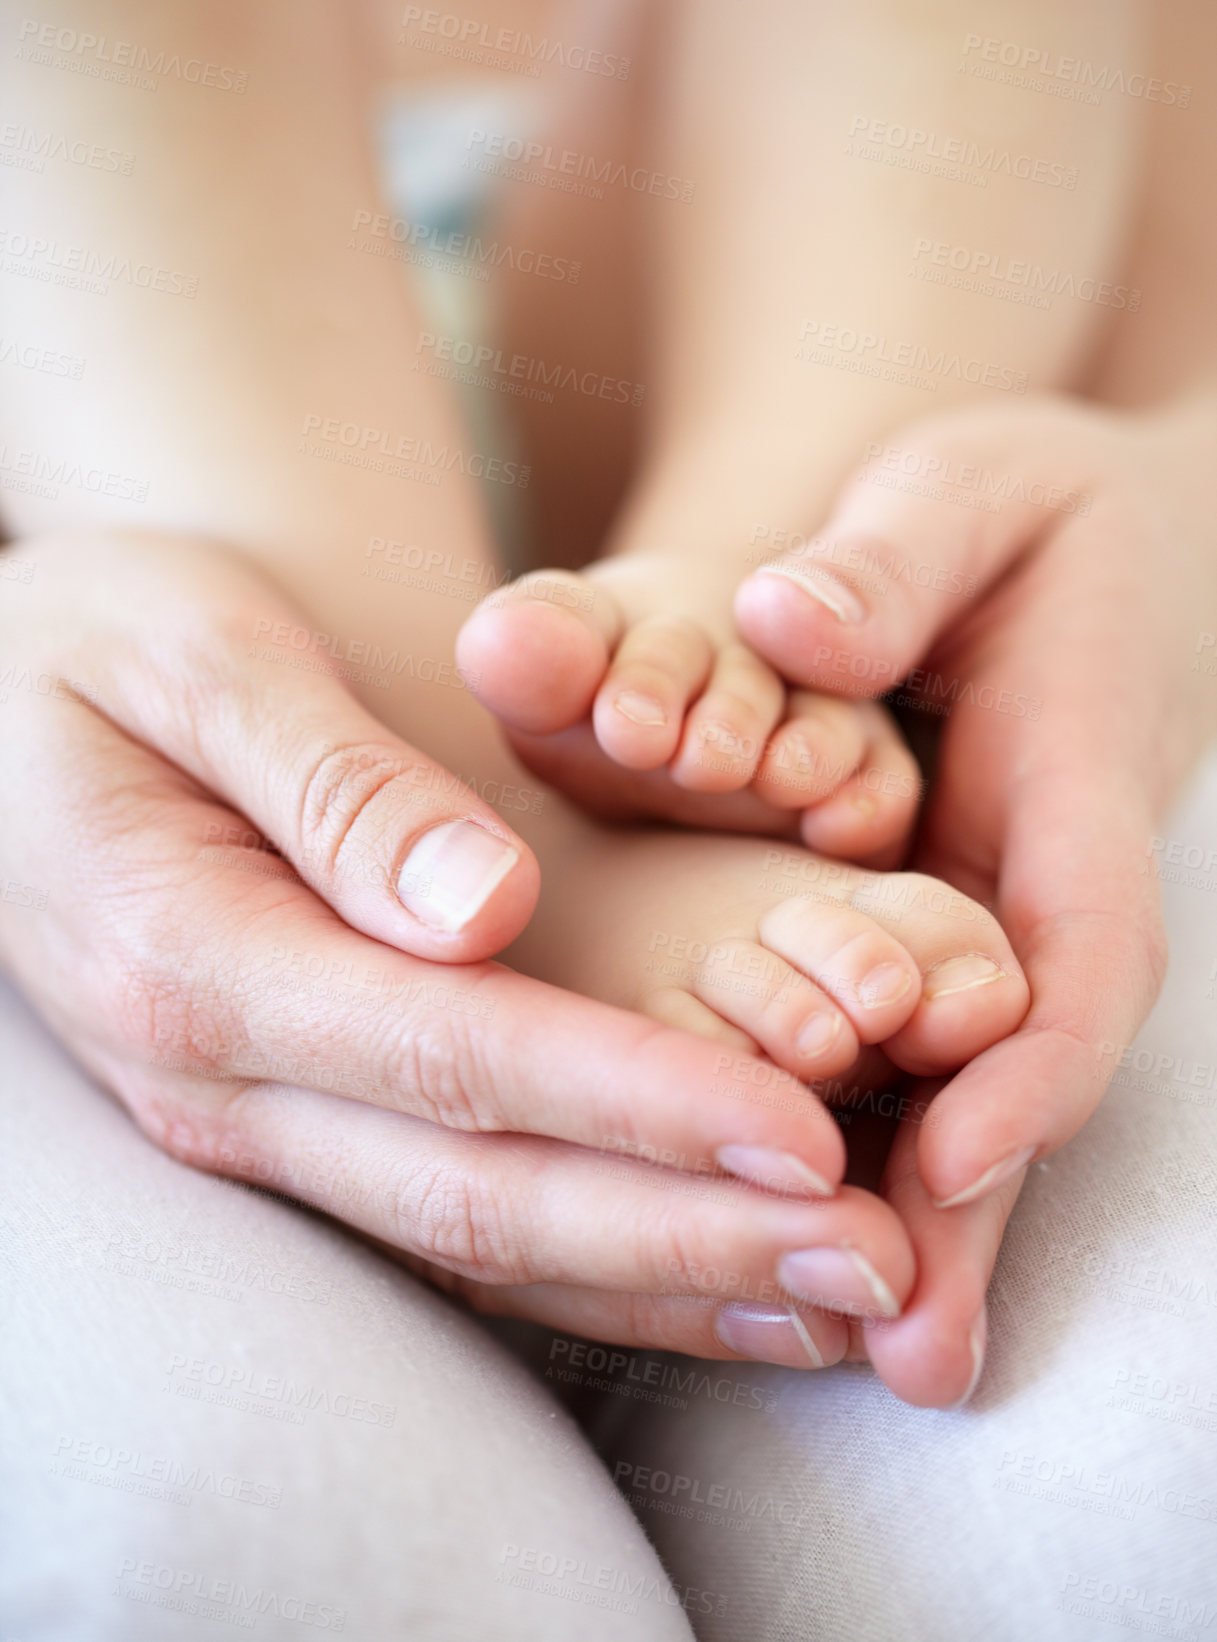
[796,1011,841,1059]
[614,690,667,727]
[858,962,912,1008]
[757,563,867,625]
[923,953,1004,999]
[852,794,878,817]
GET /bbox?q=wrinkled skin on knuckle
[634,1201,705,1297]
[295,740,414,884]
[95,898,258,1170]
[118,1067,262,1178]
[377,1011,495,1133]
[88,1010,258,1175]
[389,1159,529,1284]
[107,947,232,1076]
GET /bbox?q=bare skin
[8,0,1214,1406]
[448,0,1217,1388]
[466,0,1146,847]
[0,0,1032,1396]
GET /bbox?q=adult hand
[0,530,918,1370]
[736,392,1217,1402]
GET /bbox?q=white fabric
[5,751,1216,1640]
[0,983,694,1642]
[596,748,1217,1639]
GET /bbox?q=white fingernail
[933,1145,1036,1210]
[778,1246,900,1320]
[785,1306,827,1369]
[397,820,519,933]
[757,563,867,625]
[714,1302,825,1369]
[716,1145,834,1198]
[949,1313,987,1409]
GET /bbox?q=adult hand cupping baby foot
[737,393,1217,1403]
[1,529,919,1374]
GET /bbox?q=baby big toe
[457,571,616,734]
[851,879,1030,1074]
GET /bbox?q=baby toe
[670,643,784,793]
[752,692,868,811]
[799,702,921,865]
[851,874,1030,1074]
[457,570,620,734]
[756,896,922,1043]
[592,616,713,769]
[683,937,861,1080]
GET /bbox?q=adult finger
[914,761,1165,1209]
[864,1101,1026,1408]
[733,399,1104,698]
[906,480,1172,1205]
[190,1083,916,1317]
[440,1277,851,1371]
[42,532,540,962]
[4,682,854,1191]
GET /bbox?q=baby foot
[510,824,1030,1103]
[456,555,920,864]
